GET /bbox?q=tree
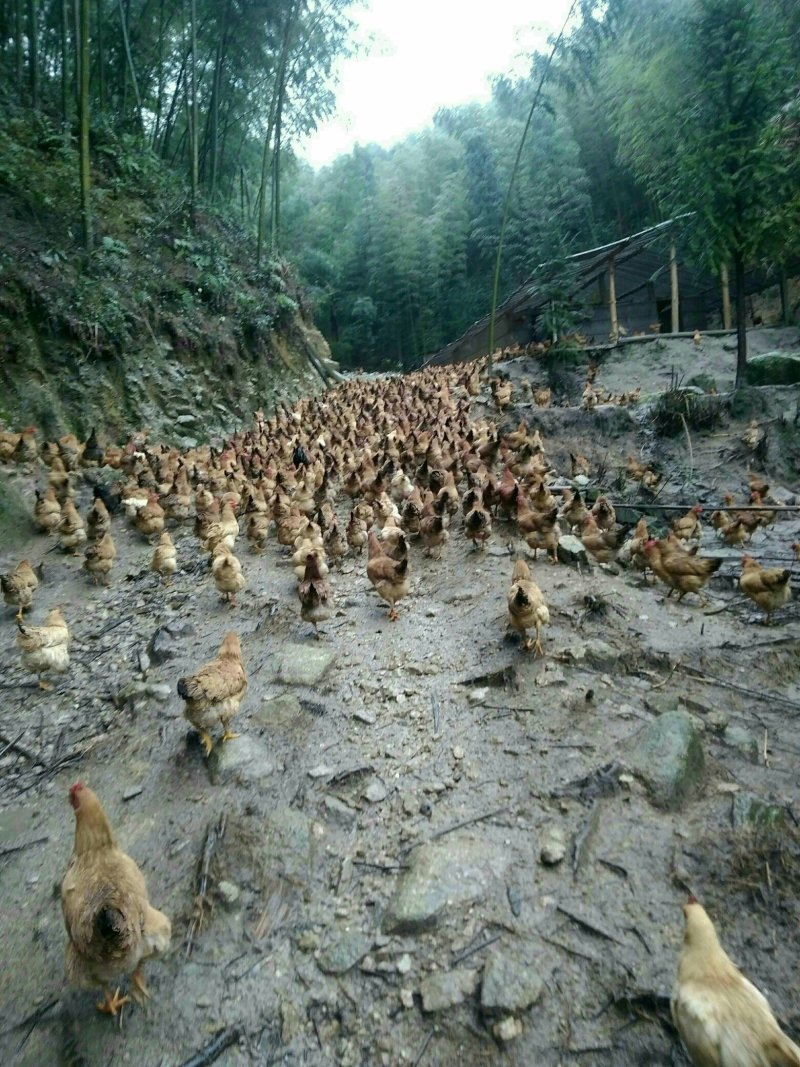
[78,0,92,247]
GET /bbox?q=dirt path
[2,354,800,1067]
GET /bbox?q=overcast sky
[298,0,577,168]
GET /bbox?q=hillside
[0,105,335,443]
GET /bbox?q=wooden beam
[670,241,679,332]
[720,263,732,329]
[607,257,618,341]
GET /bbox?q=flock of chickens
[1,356,799,1064]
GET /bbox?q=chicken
[346,509,368,554]
[739,555,792,624]
[84,532,116,586]
[298,552,333,635]
[533,387,551,407]
[581,515,624,564]
[86,496,111,542]
[570,452,590,478]
[58,499,87,554]
[496,468,520,520]
[672,504,703,541]
[419,511,449,559]
[464,500,492,549]
[151,531,177,581]
[211,544,246,605]
[517,499,559,563]
[202,500,239,554]
[34,487,62,533]
[2,559,41,620]
[742,420,766,453]
[719,519,750,548]
[366,530,410,621]
[559,489,590,531]
[17,606,70,688]
[591,496,616,531]
[177,632,247,756]
[672,896,800,1067]
[61,783,171,1016]
[80,427,105,467]
[644,540,721,604]
[692,329,702,347]
[506,557,549,655]
[246,510,270,554]
[134,492,165,540]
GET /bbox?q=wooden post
[608,257,618,341]
[720,263,731,329]
[670,241,679,333]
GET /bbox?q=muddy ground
[2,329,800,1067]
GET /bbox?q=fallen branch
[185,814,226,958]
[179,1025,243,1067]
[451,931,502,967]
[0,731,48,766]
[431,695,441,735]
[425,806,511,845]
[676,664,800,715]
[0,835,50,858]
[556,904,623,944]
[412,1031,435,1067]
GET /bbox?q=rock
[317,928,372,975]
[277,644,335,686]
[556,535,588,565]
[402,794,419,816]
[296,930,320,953]
[419,969,480,1012]
[731,793,786,829]
[644,693,681,717]
[396,953,413,975]
[176,413,198,425]
[321,796,357,827]
[382,834,510,934]
[558,639,620,670]
[400,988,415,1009]
[364,780,388,804]
[308,764,334,779]
[468,687,489,706]
[255,693,304,729]
[353,708,376,725]
[148,626,177,664]
[726,726,759,763]
[746,351,800,386]
[280,998,303,1044]
[627,711,705,810]
[539,825,566,866]
[216,880,241,907]
[481,949,544,1014]
[122,786,143,801]
[452,746,465,761]
[493,1016,524,1042]
[208,735,275,787]
[145,682,171,702]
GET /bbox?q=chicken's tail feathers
[177,677,191,701]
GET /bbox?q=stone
[317,928,372,975]
[644,693,681,717]
[539,825,566,866]
[493,1017,524,1042]
[402,794,419,816]
[296,930,320,953]
[558,639,620,670]
[419,969,480,1012]
[176,413,198,425]
[396,953,413,975]
[321,796,357,827]
[353,708,376,725]
[208,735,275,787]
[122,786,143,802]
[308,764,334,779]
[452,746,465,761]
[468,688,489,706]
[400,988,415,1009]
[481,949,544,1014]
[276,644,335,686]
[364,780,388,803]
[216,880,240,907]
[726,726,759,763]
[382,834,510,934]
[280,998,303,1044]
[746,351,800,386]
[148,627,177,664]
[731,793,786,830]
[255,694,304,729]
[145,682,172,702]
[627,711,705,810]
[556,535,588,565]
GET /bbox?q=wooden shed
[424,217,724,367]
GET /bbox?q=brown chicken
[177,632,247,756]
[506,557,549,655]
[151,531,177,581]
[672,896,800,1067]
[34,486,62,533]
[367,530,410,621]
[517,499,559,563]
[672,504,703,541]
[644,540,721,604]
[591,496,616,531]
[298,552,333,635]
[581,515,624,564]
[2,559,41,619]
[17,606,70,688]
[61,783,171,1016]
[58,499,87,554]
[135,492,165,540]
[464,500,492,549]
[211,544,246,605]
[84,532,116,586]
[86,496,111,541]
[739,556,792,623]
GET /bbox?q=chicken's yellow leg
[97,987,130,1015]
[130,967,150,1005]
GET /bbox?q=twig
[185,814,226,957]
[425,806,511,845]
[649,660,680,689]
[0,996,59,1042]
[537,932,598,963]
[598,857,628,879]
[0,835,50,858]
[572,800,602,879]
[179,1025,243,1067]
[703,596,750,617]
[451,931,502,967]
[431,695,441,735]
[412,1031,435,1067]
[0,729,26,759]
[676,664,800,715]
[0,730,48,766]
[556,904,623,944]
[679,413,694,487]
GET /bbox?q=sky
[298,0,577,168]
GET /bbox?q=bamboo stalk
[608,256,618,340]
[670,241,679,332]
[720,263,731,329]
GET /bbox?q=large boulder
[627,710,705,810]
[746,351,800,386]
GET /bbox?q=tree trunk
[15,0,23,101]
[189,0,198,208]
[61,0,70,133]
[720,263,731,329]
[271,96,283,250]
[733,251,747,389]
[152,0,164,147]
[95,0,105,112]
[78,0,92,247]
[117,0,142,131]
[27,0,38,108]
